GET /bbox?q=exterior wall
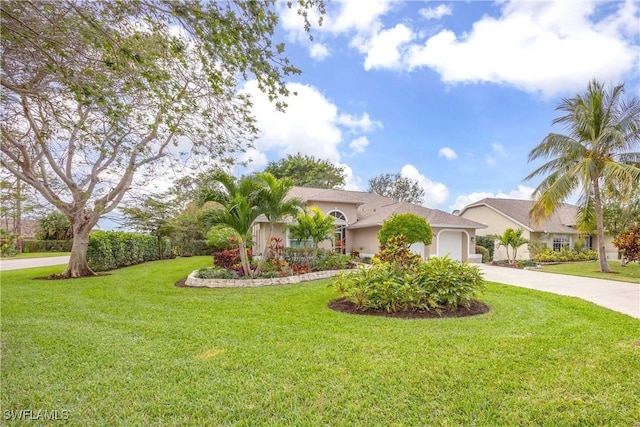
[350,227,381,258]
[460,206,523,237]
[252,223,288,257]
[603,235,619,260]
[306,201,359,227]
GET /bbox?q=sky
[233,0,640,213]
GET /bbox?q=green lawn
[4,251,70,259]
[2,257,639,426]
[539,261,640,284]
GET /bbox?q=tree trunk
[593,180,611,273]
[253,223,273,277]
[238,239,253,278]
[59,220,96,278]
[15,177,22,254]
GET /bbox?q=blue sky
[236,0,640,212]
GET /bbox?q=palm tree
[289,206,336,257]
[526,79,640,272]
[253,172,305,276]
[201,172,262,277]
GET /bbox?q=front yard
[539,261,640,283]
[1,257,639,425]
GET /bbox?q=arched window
[329,210,347,254]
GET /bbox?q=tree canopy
[377,213,432,246]
[367,173,425,204]
[263,154,346,189]
[526,79,640,273]
[0,0,324,277]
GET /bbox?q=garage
[437,230,463,261]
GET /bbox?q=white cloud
[240,80,381,182]
[349,136,370,153]
[337,112,383,132]
[492,142,507,157]
[450,185,534,211]
[485,155,496,166]
[438,147,458,160]
[419,4,452,20]
[309,43,330,60]
[400,164,449,208]
[363,24,414,71]
[324,0,394,35]
[405,1,638,96]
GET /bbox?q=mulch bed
[328,298,490,319]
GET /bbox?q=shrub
[475,245,490,263]
[212,248,252,270]
[475,235,495,260]
[372,235,421,268]
[195,267,239,280]
[534,247,598,263]
[378,213,432,246]
[206,226,240,251]
[22,239,73,253]
[334,256,485,313]
[313,251,354,271]
[87,231,162,271]
[613,226,640,262]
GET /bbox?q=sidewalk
[0,256,70,272]
[478,264,640,319]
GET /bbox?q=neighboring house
[251,187,487,262]
[458,198,618,260]
[0,219,39,239]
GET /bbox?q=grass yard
[539,260,640,284]
[2,257,639,426]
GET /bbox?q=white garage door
[438,231,463,261]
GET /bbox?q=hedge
[87,231,172,272]
[22,240,73,253]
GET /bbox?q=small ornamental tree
[613,226,640,263]
[378,213,432,246]
[495,228,529,263]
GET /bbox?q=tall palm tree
[201,172,262,277]
[526,79,640,272]
[253,172,305,276]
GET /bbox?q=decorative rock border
[185,269,349,288]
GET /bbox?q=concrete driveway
[0,256,70,272]
[479,264,640,319]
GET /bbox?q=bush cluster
[22,239,73,253]
[195,267,239,280]
[534,248,598,263]
[87,231,171,271]
[475,245,490,263]
[334,256,484,313]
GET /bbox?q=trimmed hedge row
[22,240,73,253]
[87,231,172,272]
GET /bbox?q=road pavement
[0,256,70,271]
[479,263,640,319]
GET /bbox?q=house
[251,187,487,262]
[458,198,619,260]
[0,219,39,239]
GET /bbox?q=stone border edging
[185,269,349,288]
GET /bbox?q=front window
[552,235,570,251]
[329,211,347,254]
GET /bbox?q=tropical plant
[526,79,640,273]
[334,256,484,313]
[200,173,262,277]
[289,206,336,256]
[495,228,529,263]
[377,213,432,246]
[253,173,305,276]
[613,226,640,263]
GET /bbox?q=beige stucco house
[458,198,618,260]
[251,187,487,262]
